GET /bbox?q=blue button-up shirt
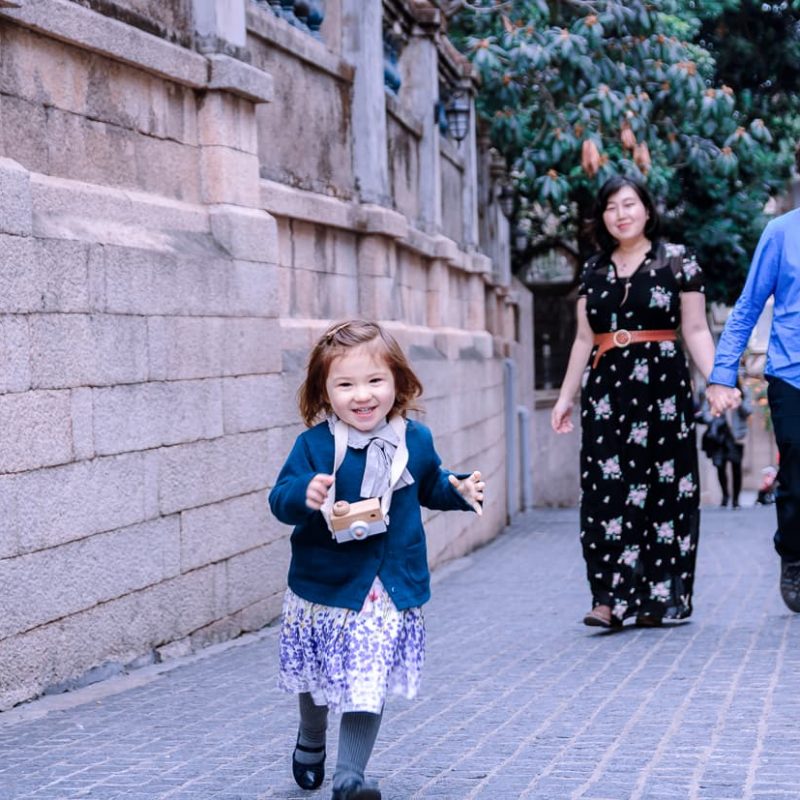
[709,208,800,390]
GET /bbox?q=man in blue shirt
[706,144,800,612]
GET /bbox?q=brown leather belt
[592,329,677,368]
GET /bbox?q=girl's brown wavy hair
[298,320,423,427]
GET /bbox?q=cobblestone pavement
[2,505,800,800]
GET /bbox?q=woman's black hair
[589,174,661,254]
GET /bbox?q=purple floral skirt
[278,577,426,714]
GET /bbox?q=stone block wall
[0,0,533,711]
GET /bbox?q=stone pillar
[341,0,389,206]
[427,259,449,328]
[357,234,396,320]
[402,21,441,233]
[193,0,247,49]
[460,82,480,250]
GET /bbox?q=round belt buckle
[612,329,632,347]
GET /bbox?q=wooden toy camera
[331,498,387,543]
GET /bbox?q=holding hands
[449,471,485,515]
[705,384,742,417]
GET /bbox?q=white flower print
[592,394,612,420]
[632,358,649,383]
[678,474,696,498]
[664,243,685,258]
[649,286,671,309]
[613,600,629,619]
[678,535,692,556]
[602,516,623,541]
[657,459,675,482]
[600,456,622,480]
[626,484,648,508]
[656,520,675,544]
[650,580,671,601]
[682,257,700,280]
[621,546,640,567]
[628,423,648,447]
[659,340,676,356]
[658,396,677,420]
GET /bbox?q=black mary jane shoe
[331,779,382,800]
[292,738,326,791]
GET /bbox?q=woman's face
[602,185,649,245]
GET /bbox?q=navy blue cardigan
[268,419,475,610]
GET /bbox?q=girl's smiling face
[602,184,649,245]
[325,344,396,432]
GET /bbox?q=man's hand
[449,471,485,515]
[706,383,742,416]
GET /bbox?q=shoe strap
[295,742,326,754]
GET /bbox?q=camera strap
[321,415,409,533]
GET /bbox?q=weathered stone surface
[0,235,92,313]
[0,561,226,710]
[0,315,30,394]
[0,157,31,235]
[92,379,225,456]
[207,54,274,104]
[29,313,149,389]
[0,0,208,87]
[225,536,290,614]
[222,372,297,433]
[0,516,181,640]
[0,389,73,474]
[147,316,280,381]
[200,146,260,206]
[0,452,150,558]
[180,490,280,572]
[156,431,271,515]
[209,204,278,263]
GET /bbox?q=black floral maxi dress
[579,242,704,622]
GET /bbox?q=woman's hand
[305,473,334,510]
[551,397,575,433]
[449,471,485,515]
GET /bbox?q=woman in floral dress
[551,175,716,628]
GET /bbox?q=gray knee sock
[333,709,383,789]
[296,692,328,765]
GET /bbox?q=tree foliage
[448,0,800,303]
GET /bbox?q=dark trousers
[716,446,743,505]
[767,376,800,562]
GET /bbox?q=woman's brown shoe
[583,605,621,628]
[635,614,663,628]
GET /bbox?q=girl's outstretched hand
[449,471,484,515]
[306,473,334,510]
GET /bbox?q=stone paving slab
[1,505,799,799]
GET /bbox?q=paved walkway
[2,505,799,800]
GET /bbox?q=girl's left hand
[449,471,485,516]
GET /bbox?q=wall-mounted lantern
[497,184,516,219]
[436,89,471,142]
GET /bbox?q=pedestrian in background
[701,377,753,508]
[551,174,716,628]
[269,320,484,800]
[705,141,800,612]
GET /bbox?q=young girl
[269,320,485,800]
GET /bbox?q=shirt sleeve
[577,259,593,296]
[268,434,318,526]
[414,425,476,513]
[677,252,706,294]
[708,222,782,387]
